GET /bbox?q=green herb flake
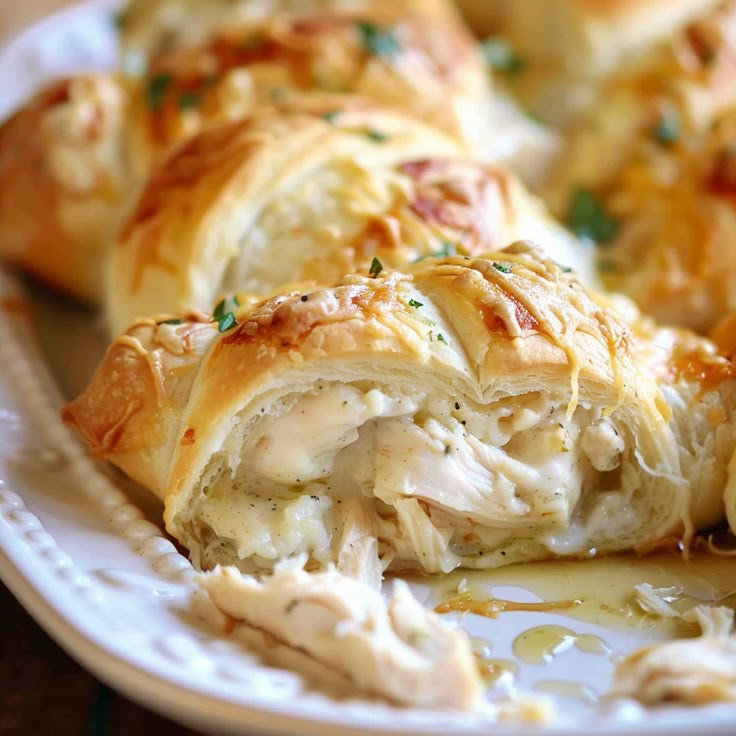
[239,35,266,52]
[215,311,239,333]
[492,262,511,273]
[412,241,457,263]
[178,91,202,111]
[365,129,389,142]
[481,36,525,74]
[159,318,183,326]
[147,73,174,111]
[357,21,401,58]
[567,189,619,244]
[269,86,289,102]
[213,295,241,319]
[322,110,341,124]
[597,259,619,273]
[436,241,457,257]
[369,257,383,278]
[654,109,681,145]
[437,333,448,345]
[408,298,424,308]
[113,11,128,31]
[699,47,718,66]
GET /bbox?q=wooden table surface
[0,4,204,734]
[0,0,79,40]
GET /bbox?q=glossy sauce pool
[404,550,736,701]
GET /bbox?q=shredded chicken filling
[194,384,628,573]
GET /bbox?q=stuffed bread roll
[456,0,721,124]
[117,0,464,62]
[120,0,554,179]
[130,0,496,158]
[562,108,736,333]
[107,96,591,336]
[64,245,736,580]
[533,2,736,332]
[546,0,736,210]
[0,75,147,304]
[0,0,515,304]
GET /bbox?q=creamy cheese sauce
[198,489,335,565]
[194,383,625,572]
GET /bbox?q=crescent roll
[456,0,721,123]
[0,0,519,304]
[541,3,736,332]
[547,0,736,210]
[117,0,465,61]
[107,97,591,336]
[0,75,147,304]
[574,109,736,333]
[63,246,736,580]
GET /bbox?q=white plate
[0,4,735,735]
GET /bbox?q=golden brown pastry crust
[461,0,722,123]
[547,0,736,205]
[458,0,714,35]
[107,95,584,335]
[64,249,736,574]
[544,2,736,332]
[591,110,736,332]
[0,75,142,303]
[0,0,498,303]
[131,1,492,159]
[119,0,466,61]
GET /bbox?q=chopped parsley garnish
[567,189,619,244]
[357,21,401,58]
[437,333,448,345]
[147,73,174,110]
[654,109,681,145]
[113,11,128,31]
[369,257,383,278]
[269,86,288,102]
[215,312,239,333]
[408,298,424,308]
[698,47,718,66]
[492,262,511,273]
[597,259,619,273]
[322,110,341,124]
[213,295,241,319]
[481,36,525,74]
[365,129,389,142]
[435,241,457,257]
[159,318,183,326]
[239,35,266,52]
[412,241,457,263]
[178,91,202,111]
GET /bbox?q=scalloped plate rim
[0,3,735,736]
